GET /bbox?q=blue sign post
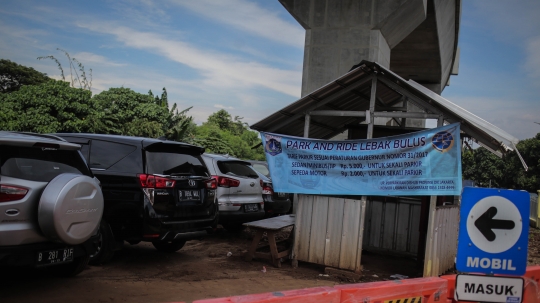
[456,187,530,276]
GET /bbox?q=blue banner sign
[261,123,462,196]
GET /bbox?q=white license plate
[244,204,259,212]
[179,190,201,201]
[36,248,74,266]
[277,192,287,197]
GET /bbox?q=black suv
[54,134,218,263]
[0,132,103,276]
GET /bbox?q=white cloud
[78,22,301,97]
[449,96,539,140]
[171,0,304,48]
[70,52,126,67]
[214,104,234,110]
[525,36,540,80]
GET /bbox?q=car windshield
[146,151,208,177]
[0,146,91,182]
[217,161,259,179]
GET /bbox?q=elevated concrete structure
[280,0,461,96]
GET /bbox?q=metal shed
[251,61,523,276]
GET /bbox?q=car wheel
[89,220,115,265]
[222,223,246,232]
[49,255,90,277]
[152,240,186,253]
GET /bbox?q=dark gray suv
[0,132,104,276]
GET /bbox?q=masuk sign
[455,187,529,303]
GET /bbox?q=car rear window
[217,161,259,178]
[251,163,270,178]
[0,146,92,182]
[146,151,209,177]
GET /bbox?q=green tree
[193,109,265,160]
[92,87,169,138]
[0,80,99,133]
[462,133,540,192]
[0,59,51,93]
[502,134,540,192]
[462,147,505,188]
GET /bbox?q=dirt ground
[2,227,538,303]
[0,227,424,303]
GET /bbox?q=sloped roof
[251,61,519,158]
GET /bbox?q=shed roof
[251,61,520,158]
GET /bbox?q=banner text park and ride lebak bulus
[260,123,462,196]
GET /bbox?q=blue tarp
[261,123,462,196]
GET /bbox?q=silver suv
[201,154,264,231]
[0,132,103,276]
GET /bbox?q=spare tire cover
[38,173,104,245]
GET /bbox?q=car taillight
[212,176,240,188]
[138,174,176,188]
[262,185,273,195]
[0,185,29,202]
[260,179,263,187]
[204,178,217,189]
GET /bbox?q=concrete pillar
[280,0,427,97]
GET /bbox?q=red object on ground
[335,277,447,303]
[192,286,340,303]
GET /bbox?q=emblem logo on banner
[431,126,456,152]
[264,134,282,156]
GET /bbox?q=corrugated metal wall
[293,194,365,272]
[423,205,459,276]
[363,197,422,256]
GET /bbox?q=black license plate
[244,204,259,212]
[179,190,201,201]
[36,248,74,266]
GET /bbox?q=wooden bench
[243,215,295,268]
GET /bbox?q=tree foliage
[0,59,50,93]
[0,80,97,133]
[462,134,540,192]
[191,109,265,160]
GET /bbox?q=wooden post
[423,195,437,277]
[355,76,378,273]
[291,115,312,266]
[303,114,310,138]
[423,117,444,277]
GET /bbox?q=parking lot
[1,227,423,303]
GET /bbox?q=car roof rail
[12,132,66,142]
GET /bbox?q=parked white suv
[201,154,264,231]
[0,132,103,276]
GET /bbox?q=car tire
[89,220,115,265]
[49,255,90,277]
[152,240,186,253]
[222,223,246,232]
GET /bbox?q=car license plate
[179,190,201,201]
[36,248,74,266]
[244,204,259,212]
[277,192,287,197]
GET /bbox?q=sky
[1,0,539,140]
